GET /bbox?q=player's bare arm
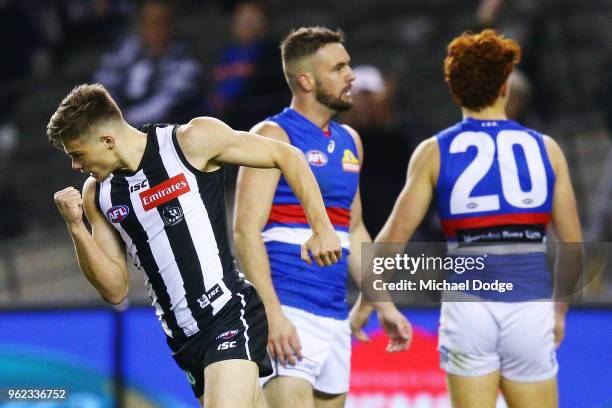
[544,136,582,244]
[233,121,303,367]
[343,125,374,341]
[177,116,341,266]
[343,124,412,351]
[356,137,440,350]
[342,125,374,341]
[54,177,128,304]
[347,186,374,343]
[544,135,583,347]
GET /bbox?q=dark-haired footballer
[234,26,412,408]
[48,82,342,408]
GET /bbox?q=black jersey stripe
[94,181,102,214]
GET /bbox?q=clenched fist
[301,227,342,266]
[54,187,84,226]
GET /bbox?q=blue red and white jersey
[435,118,556,300]
[262,108,360,319]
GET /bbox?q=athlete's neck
[462,96,508,121]
[115,125,148,172]
[290,97,335,131]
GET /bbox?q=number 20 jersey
[435,118,556,300]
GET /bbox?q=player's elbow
[233,224,260,248]
[273,143,304,169]
[101,280,129,305]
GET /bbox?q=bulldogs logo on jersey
[106,205,129,223]
[342,149,360,173]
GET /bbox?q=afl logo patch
[306,150,328,167]
[106,205,130,223]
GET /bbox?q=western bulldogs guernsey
[263,108,360,319]
[96,124,246,342]
[436,118,555,300]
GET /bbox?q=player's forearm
[275,146,333,232]
[552,240,582,305]
[375,214,416,244]
[68,222,128,304]
[360,224,399,312]
[349,223,376,312]
[233,230,284,318]
[349,221,372,287]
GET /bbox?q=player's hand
[54,187,85,227]
[267,312,302,367]
[349,297,374,342]
[301,227,342,266]
[377,305,412,352]
[553,310,566,349]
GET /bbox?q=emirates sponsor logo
[139,173,190,211]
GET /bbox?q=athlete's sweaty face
[311,43,355,112]
[63,136,117,182]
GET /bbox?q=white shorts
[438,301,558,382]
[261,305,351,394]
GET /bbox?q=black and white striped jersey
[95,123,247,342]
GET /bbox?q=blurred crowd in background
[0,0,611,306]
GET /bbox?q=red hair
[444,29,521,111]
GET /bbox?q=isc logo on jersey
[106,205,129,223]
[306,150,328,166]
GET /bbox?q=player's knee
[265,377,314,407]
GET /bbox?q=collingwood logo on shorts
[216,329,240,341]
[162,206,184,226]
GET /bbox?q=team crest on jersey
[106,205,130,223]
[306,150,328,166]
[215,329,240,341]
[342,149,360,172]
[162,206,184,226]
